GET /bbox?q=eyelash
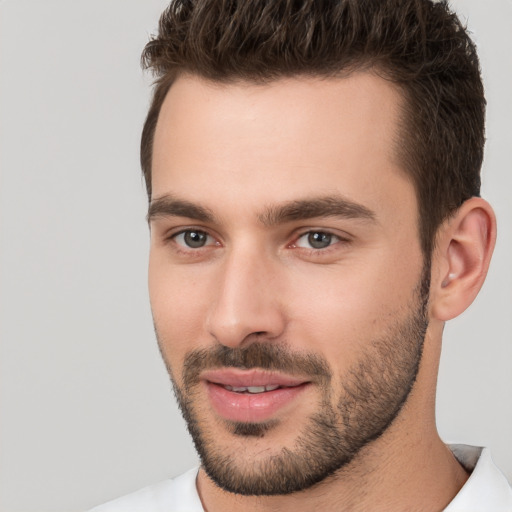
[292,231,343,250]
[166,228,350,256]
[168,229,218,255]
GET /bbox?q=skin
[148,72,496,512]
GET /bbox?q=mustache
[182,343,331,389]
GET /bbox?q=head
[142,0,494,499]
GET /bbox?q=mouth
[201,369,310,423]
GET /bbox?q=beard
[157,265,430,496]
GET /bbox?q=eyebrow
[147,194,376,226]
[147,195,215,223]
[258,196,376,226]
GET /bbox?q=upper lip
[201,368,309,388]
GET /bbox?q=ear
[430,197,497,321]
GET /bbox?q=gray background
[0,1,510,511]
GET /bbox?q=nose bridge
[206,242,285,347]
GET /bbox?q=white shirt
[444,445,512,511]
[89,445,512,511]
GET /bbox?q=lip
[202,369,310,423]
[201,368,308,388]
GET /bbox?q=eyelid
[291,228,350,246]
[167,227,221,249]
[294,231,339,249]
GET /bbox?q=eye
[295,231,340,249]
[173,229,214,249]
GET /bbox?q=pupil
[184,231,207,248]
[308,232,331,249]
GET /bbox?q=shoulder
[88,467,203,512]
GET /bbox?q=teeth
[224,385,280,393]
[247,386,266,393]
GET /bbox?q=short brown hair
[141,0,485,256]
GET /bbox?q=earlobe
[430,197,496,321]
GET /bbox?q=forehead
[151,73,414,221]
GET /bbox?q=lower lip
[206,382,309,423]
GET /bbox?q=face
[149,73,429,495]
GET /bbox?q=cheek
[286,254,422,365]
[148,257,211,365]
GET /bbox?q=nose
[206,247,286,348]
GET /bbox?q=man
[91,0,512,510]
